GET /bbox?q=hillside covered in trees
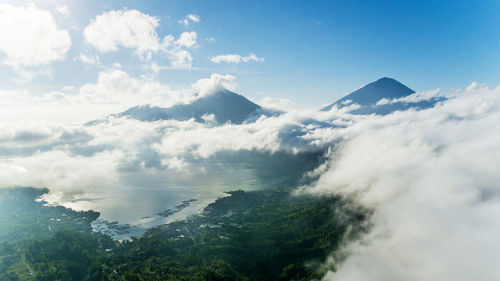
[0,188,368,280]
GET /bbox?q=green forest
[0,188,368,281]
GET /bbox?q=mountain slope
[117,89,262,124]
[322,77,441,114]
[322,77,415,111]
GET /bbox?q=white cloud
[84,9,198,68]
[162,32,198,69]
[152,107,351,159]
[0,70,179,123]
[77,69,176,107]
[193,74,238,97]
[211,54,241,64]
[161,157,188,172]
[375,88,446,106]
[187,14,200,23]
[175,31,198,48]
[76,71,242,107]
[0,3,71,69]
[211,53,264,64]
[374,98,390,106]
[84,9,162,59]
[74,53,100,65]
[150,62,161,74]
[242,53,264,62]
[0,150,124,202]
[178,14,200,26]
[0,72,249,124]
[0,109,329,222]
[166,49,194,69]
[152,117,287,158]
[257,97,295,111]
[0,89,31,105]
[5,72,235,107]
[300,83,500,281]
[55,5,69,16]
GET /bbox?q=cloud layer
[1,50,500,280]
[300,83,500,281]
[0,74,355,222]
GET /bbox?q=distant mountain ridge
[322,77,441,115]
[115,77,441,124]
[116,89,262,124]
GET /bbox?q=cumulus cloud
[168,49,193,69]
[193,73,238,97]
[0,72,254,124]
[76,71,246,107]
[84,9,197,68]
[156,32,199,69]
[298,82,500,281]
[161,156,189,172]
[84,9,162,59]
[0,3,71,69]
[178,14,200,26]
[77,69,178,106]
[210,53,264,64]
[175,31,198,48]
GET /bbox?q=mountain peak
[377,76,396,81]
[116,89,261,124]
[322,77,415,111]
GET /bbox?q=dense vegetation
[0,188,102,280]
[0,188,368,281]
[0,188,98,243]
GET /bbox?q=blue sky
[1,0,499,116]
